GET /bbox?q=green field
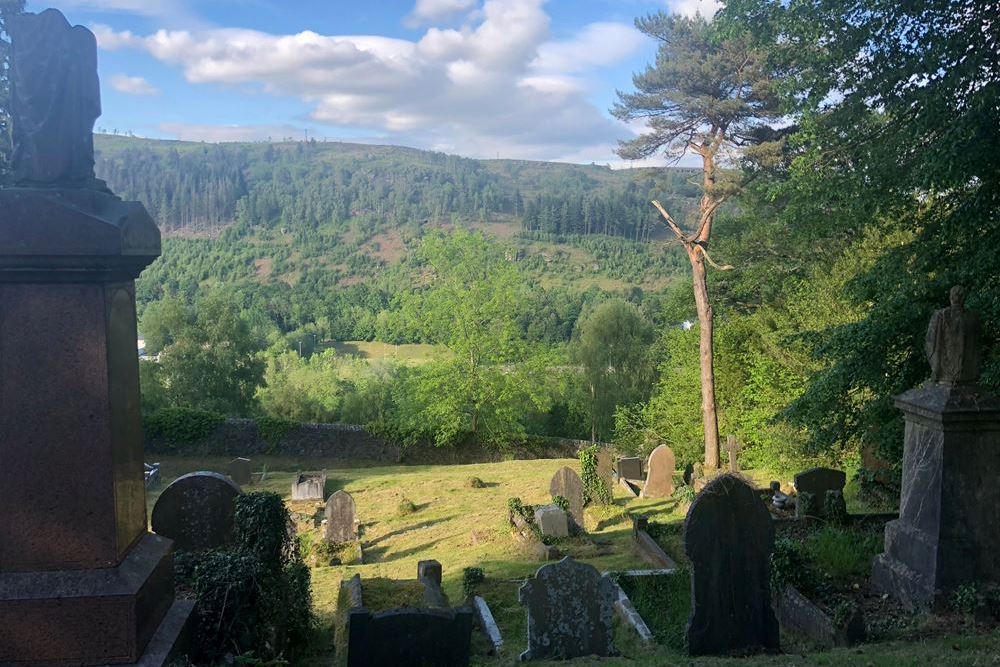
[145,457,997,666]
[326,340,445,364]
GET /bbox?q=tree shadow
[363,538,448,564]
[363,515,458,548]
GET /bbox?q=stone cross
[724,435,741,473]
[519,557,616,661]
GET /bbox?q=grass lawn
[326,340,445,364]
[147,457,997,666]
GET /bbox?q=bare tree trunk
[689,248,720,469]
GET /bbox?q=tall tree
[573,300,655,442]
[0,0,25,181]
[613,12,782,468]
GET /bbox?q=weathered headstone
[640,445,675,499]
[292,471,327,500]
[617,457,644,482]
[596,448,615,492]
[518,557,616,661]
[872,287,1000,609]
[324,490,359,544]
[549,466,585,529]
[794,467,847,519]
[151,471,242,552]
[685,474,779,656]
[0,11,192,664]
[228,457,253,486]
[725,435,742,473]
[534,505,569,538]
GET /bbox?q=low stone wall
[145,418,591,465]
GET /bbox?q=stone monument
[0,9,192,666]
[872,287,1000,609]
[685,475,779,656]
[518,557,616,661]
[151,472,242,552]
[794,467,847,520]
[549,466,585,530]
[227,457,253,486]
[640,444,675,499]
[324,490,360,544]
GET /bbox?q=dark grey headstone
[151,471,241,552]
[227,457,253,486]
[794,467,847,519]
[324,490,359,544]
[518,557,616,661]
[549,466,584,529]
[617,457,644,482]
[685,474,779,656]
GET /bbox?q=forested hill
[94,135,701,343]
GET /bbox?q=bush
[615,570,691,650]
[465,476,486,489]
[184,492,314,664]
[580,446,613,506]
[256,415,298,449]
[462,567,486,600]
[552,495,570,514]
[770,537,810,593]
[397,498,418,516]
[144,407,224,445]
[806,526,881,584]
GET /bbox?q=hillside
[94,135,699,342]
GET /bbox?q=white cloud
[406,0,477,27]
[665,0,721,19]
[94,0,652,162]
[58,0,185,19]
[159,123,309,142]
[110,74,160,96]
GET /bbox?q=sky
[27,0,721,165]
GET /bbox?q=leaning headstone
[228,457,253,486]
[151,471,242,551]
[794,467,847,519]
[872,287,1000,609]
[324,490,359,544]
[685,474,779,656]
[549,466,585,529]
[596,448,615,492]
[640,445,675,499]
[534,505,569,539]
[519,557,616,661]
[292,471,327,500]
[617,457,644,482]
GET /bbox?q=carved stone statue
[8,9,102,188]
[926,286,982,385]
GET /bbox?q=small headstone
[685,474,779,656]
[549,466,585,529]
[227,457,253,486]
[683,463,695,486]
[418,560,443,587]
[596,448,614,492]
[616,457,644,482]
[533,505,569,538]
[151,471,241,552]
[794,467,847,519]
[640,444,675,499]
[292,471,327,501]
[519,557,616,661]
[725,435,742,473]
[324,490,359,544]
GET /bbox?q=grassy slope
[145,457,992,666]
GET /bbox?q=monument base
[0,535,191,667]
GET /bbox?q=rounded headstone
[549,466,585,529]
[151,471,241,552]
[324,489,359,544]
[640,444,675,499]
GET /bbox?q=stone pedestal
[0,189,192,666]
[872,383,1000,609]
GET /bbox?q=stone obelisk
[0,9,193,665]
[872,287,1000,609]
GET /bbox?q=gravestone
[617,457,644,482]
[685,474,779,656]
[228,457,253,486]
[151,472,242,552]
[0,11,193,666]
[794,468,847,519]
[640,445,675,499]
[292,471,327,500]
[534,505,569,538]
[596,448,615,493]
[549,466,585,530]
[324,490,359,544]
[518,557,616,661]
[872,287,1000,609]
[725,435,742,473]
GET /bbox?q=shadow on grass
[364,538,448,563]
[363,515,458,548]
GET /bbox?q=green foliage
[464,476,486,489]
[805,526,882,585]
[551,495,570,514]
[462,567,486,600]
[185,492,313,664]
[143,407,224,445]
[396,498,417,517]
[952,584,979,616]
[770,537,809,593]
[0,0,24,183]
[579,446,613,506]
[256,415,297,448]
[506,497,535,524]
[615,570,691,650]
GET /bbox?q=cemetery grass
[145,458,995,666]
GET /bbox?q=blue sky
[29,0,720,164]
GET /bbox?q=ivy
[143,407,224,446]
[579,445,613,506]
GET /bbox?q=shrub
[770,537,810,593]
[465,476,486,489]
[552,495,570,514]
[806,526,881,584]
[397,498,418,516]
[462,567,486,600]
[615,569,691,650]
[144,407,224,445]
[256,415,298,450]
[952,583,979,616]
[580,446,613,506]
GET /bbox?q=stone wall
[145,418,591,464]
